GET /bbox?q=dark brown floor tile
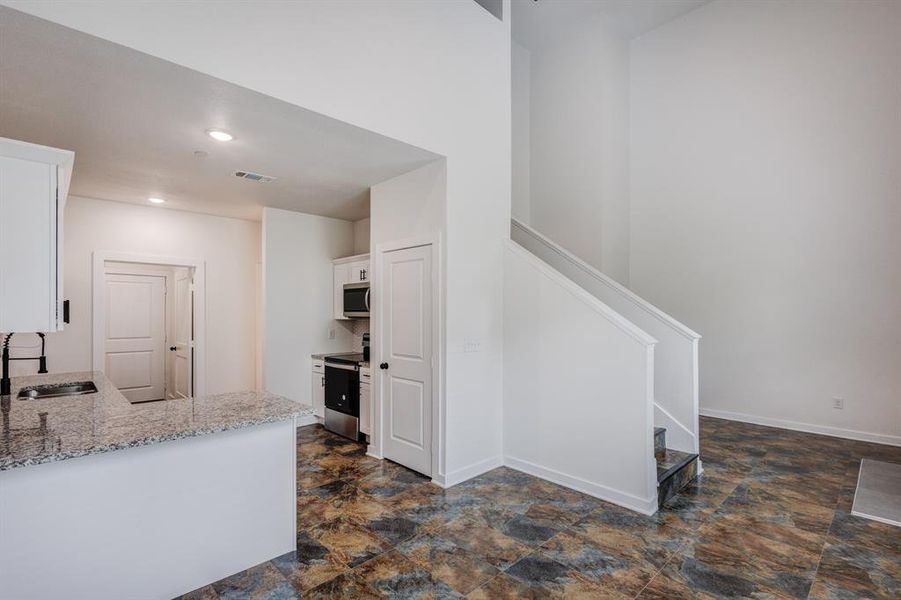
[571,508,692,569]
[304,570,380,599]
[539,529,659,597]
[353,549,465,598]
[660,490,722,529]
[675,526,818,598]
[270,532,350,592]
[696,516,824,573]
[211,561,299,600]
[499,504,571,545]
[808,540,901,599]
[504,550,631,599]
[827,510,901,554]
[439,509,533,570]
[701,510,826,556]
[357,463,435,500]
[717,482,835,535]
[636,563,722,599]
[307,516,391,568]
[465,571,553,599]
[651,552,810,599]
[178,584,219,600]
[397,532,502,595]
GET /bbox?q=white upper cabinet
[0,137,73,333]
[332,253,370,320]
[349,261,369,283]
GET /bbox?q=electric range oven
[323,353,364,441]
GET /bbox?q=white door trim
[371,233,443,483]
[92,251,206,399]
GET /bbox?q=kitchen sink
[17,381,98,399]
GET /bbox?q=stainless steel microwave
[343,282,370,318]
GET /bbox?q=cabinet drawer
[312,359,325,374]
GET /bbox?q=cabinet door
[311,369,325,418]
[0,156,57,332]
[359,382,371,435]
[333,263,349,320]
[348,261,369,283]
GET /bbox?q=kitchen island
[0,371,311,600]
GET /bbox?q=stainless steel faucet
[1,333,48,396]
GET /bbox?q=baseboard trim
[503,456,658,516]
[699,408,901,447]
[441,455,504,488]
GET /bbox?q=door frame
[92,251,206,399]
[371,233,443,484]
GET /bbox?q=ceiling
[0,7,439,222]
[512,0,711,50]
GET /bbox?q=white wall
[503,241,657,514]
[527,13,631,284]
[353,217,371,255]
[631,0,901,445]
[511,41,531,224]
[6,0,512,481]
[6,196,261,395]
[370,161,446,249]
[262,207,354,404]
[369,160,449,470]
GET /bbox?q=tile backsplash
[351,319,369,351]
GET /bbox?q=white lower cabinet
[311,359,325,419]
[360,366,371,435]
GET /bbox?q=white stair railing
[511,218,701,454]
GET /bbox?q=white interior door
[380,244,433,476]
[104,273,166,402]
[171,269,193,399]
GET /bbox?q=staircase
[507,218,702,512]
[655,427,699,507]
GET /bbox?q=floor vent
[233,170,277,183]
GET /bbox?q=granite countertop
[0,371,313,472]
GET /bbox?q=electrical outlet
[328,328,336,340]
[463,341,482,353]
[832,397,844,409]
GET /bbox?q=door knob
[380,362,389,370]
[169,346,177,351]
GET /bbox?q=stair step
[656,449,699,508]
[654,427,666,460]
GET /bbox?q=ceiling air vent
[233,170,277,184]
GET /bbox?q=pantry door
[380,244,433,476]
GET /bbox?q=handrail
[511,218,701,341]
[505,240,658,347]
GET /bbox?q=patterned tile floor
[181,417,900,599]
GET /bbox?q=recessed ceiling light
[148,197,166,204]
[206,128,234,142]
